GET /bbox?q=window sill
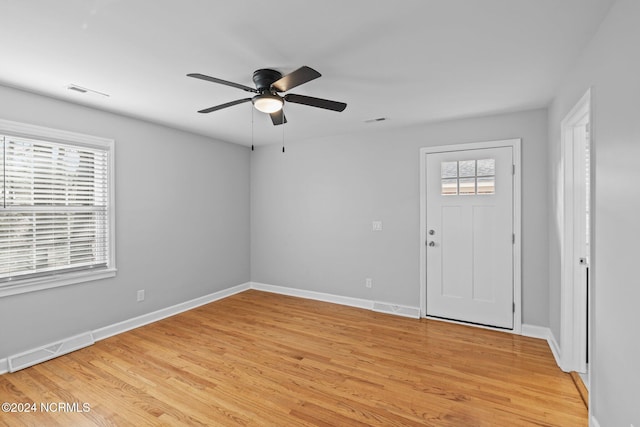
[0,268,117,298]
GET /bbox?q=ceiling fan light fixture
[252,93,283,113]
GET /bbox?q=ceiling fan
[187,66,347,125]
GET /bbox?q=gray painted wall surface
[547,1,640,425]
[251,109,549,325]
[0,85,251,359]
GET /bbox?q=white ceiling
[1,0,614,146]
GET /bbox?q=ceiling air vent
[67,85,88,93]
[67,84,109,97]
[364,117,388,123]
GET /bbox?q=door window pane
[459,178,476,195]
[441,161,458,179]
[442,178,458,195]
[477,158,495,177]
[459,160,476,177]
[477,176,495,194]
[440,158,496,196]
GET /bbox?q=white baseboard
[591,415,601,427]
[93,282,250,341]
[547,331,562,369]
[250,282,373,311]
[520,324,549,340]
[521,324,562,369]
[250,282,421,319]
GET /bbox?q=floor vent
[372,302,420,319]
[8,332,95,373]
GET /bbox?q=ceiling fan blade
[197,98,252,113]
[187,73,257,93]
[270,110,287,126]
[284,93,347,112]
[271,66,321,92]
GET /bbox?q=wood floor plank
[0,290,587,426]
[570,371,589,409]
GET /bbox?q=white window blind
[0,135,110,282]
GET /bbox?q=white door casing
[560,89,591,374]
[419,140,522,333]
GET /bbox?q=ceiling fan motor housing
[252,69,282,92]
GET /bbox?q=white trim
[522,324,562,368]
[250,282,373,311]
[0,118,113,149]
[0,118,117,298]
[559,89,591,373]
[579,368,590,391]
[8,332,95,373]
[0,358,7,375]
[419,145,427,317]
[591,415,601,427]
[521,323,550,340]
[93,282,250,341]
[547,331,562,369]
[419,139,522,334]
[0,268,117,298]
[250,282,422,318]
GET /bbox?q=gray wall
[251,109,549,325]
[0,84,250,359]
[547,0,640,425]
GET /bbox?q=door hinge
[512,164,516,175]
[512,233,515,244]
[513,302,516,313]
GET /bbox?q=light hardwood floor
[0,290,587,426]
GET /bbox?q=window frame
[0,119,116,297]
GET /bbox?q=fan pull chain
[281,104,285,153]
[251,104,255,151]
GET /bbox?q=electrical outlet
[365,278,372,288]
[372,220,383,231]
[137,289,145,302]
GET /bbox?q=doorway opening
[560,89,592,391]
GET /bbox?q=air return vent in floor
[8,332,95,372]
[372,302,420,318]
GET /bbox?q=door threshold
[425,315,513,333]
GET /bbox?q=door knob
[428,241,436,247]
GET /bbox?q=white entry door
[426,146,514,329]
